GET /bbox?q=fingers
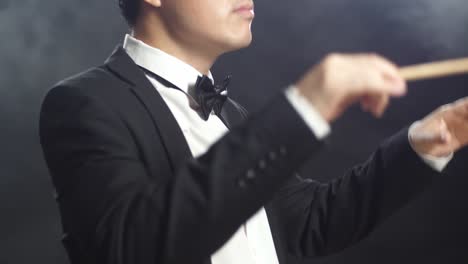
[443,97,468,124]
[433,99,468,152]
[298,52,408,122]
[439,119,451,143]
[409,97,468,157]
[368,54,406,88]
[463,99,468,120]
[360,94,389,118]
[433,119,456,157]
[357,54,400,118]
[360,95,373,112]
[411,119,449,143]
[453,96,468,116]
[354,53,408,97]
[374,95,390,117]
[336,53,406,118]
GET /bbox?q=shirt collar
[123,34,214,94]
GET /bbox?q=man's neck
[132,27,218,75]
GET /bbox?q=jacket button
[238,178,247,188]
[268,151,277,161]
[279,146,287,155]
[258,160,267,169]
[246,169,256,180]
[53,191,60,201]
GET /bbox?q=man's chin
[236,38,253,50]
[224,35,253,53]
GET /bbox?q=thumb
[439,119,452,143]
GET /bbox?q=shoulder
[40,66,119,122]
[48,65,123,99]
[42,61,136,115]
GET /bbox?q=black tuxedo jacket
[39,46,439,264]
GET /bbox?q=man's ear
[143,0,161,8]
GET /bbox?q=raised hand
[294,53,407,122]
[410,97,468,157]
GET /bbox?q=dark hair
[119,0,141,26]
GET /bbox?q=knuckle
[324,53,342,65]
[438,104,451,112]
[367,72,383,87]
[366,53,380,61]
[320,54,341,79]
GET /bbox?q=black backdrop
[0,0,467,263]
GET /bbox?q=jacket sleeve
[39,84,324,264]
[267,128,439,258]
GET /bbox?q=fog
[0,1,467,263]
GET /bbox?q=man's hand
[410,97,468,157]
[295,53,407,122]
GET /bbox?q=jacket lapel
[104,46,193,171]
[103,46,280,264]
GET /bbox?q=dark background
[0,0,467,263]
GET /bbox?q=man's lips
[233,3,255,18]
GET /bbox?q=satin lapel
[220,98,249,129]
[218,109,232,130]
[104,46,192,171]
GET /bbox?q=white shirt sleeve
[284,84,453,173]
[284,85,331,140]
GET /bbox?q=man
[39,0,468,264]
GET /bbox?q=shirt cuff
[284,85,331,140]
[408,121,453,172]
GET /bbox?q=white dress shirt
[123,34,451,264]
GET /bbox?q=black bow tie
[194,75,231,121]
